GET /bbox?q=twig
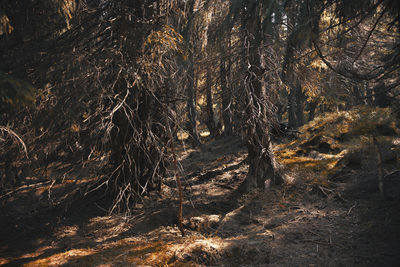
[318,185,346,202]
[303,239,345,249]
[48,179,56,200]
[0,126,29,158]
[352,5,387,65]
[306,228,323,238]
[336,192,347,202]
[318,185,330,198]
[347,202,357,215]
[384,169,400,179]
[0,180,52,199]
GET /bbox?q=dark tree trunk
[364,81,373,105]
[276,103,285,122]
[294,80,305,126]
[220,56,233,136]
[284,56,304,128]
[205,67,218,137]
[373,82,390,108]
[352,84,363,105]
[281,4,308,129]
[105,2,174,209]
[308,100,317,121]
[186,52,201,145]
[242,0,283,191]
[288,90,297,128]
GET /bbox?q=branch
[352,5,387,65]
[0,126,28,158]
[312,40,349,78]
[312,40,388,81]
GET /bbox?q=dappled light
[1,0,400,266]
[275,106,400,186]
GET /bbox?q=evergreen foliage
[0,0,399,211]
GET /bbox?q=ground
[1,109,400,266]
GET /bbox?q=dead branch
[0,126,28,158]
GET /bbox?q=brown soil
[1,135,400,266]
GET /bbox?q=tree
[1,0,399,213]
[240,0,284,189]
[219,33,233,136]
[312,0,400,114]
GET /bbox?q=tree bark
[373,82,390,108]
[186,51,201,146]
[205,66,218,137]
[220,56,233,136]
[294,80,305,126]
[284,52,305,128]
[242,0,283,190]
[308,100,317,121]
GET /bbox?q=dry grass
[275,106,399,185]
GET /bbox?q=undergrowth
[275,106,400,185]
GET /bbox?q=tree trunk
[242,0,283,190]
[352,83,363,105]
[365,81,373,105]
[288,90,297,128]
[308,100,317,121]
[186,51,201,146]
[276,102,285,122]
[281,4,307,129]
[205,67,218,137]
[220,56,233,136]
[294,80,305,126]
[284,57,304,128]
[373,82,390,108]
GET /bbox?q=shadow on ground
[1,135,400,266]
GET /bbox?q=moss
[274,106,399,184]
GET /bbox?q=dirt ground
[1,135,400,266]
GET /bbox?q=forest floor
[1,108,400,266]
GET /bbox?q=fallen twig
[318,185,331,198]
[0,180,52,199]
[384,169,400,178]
[0,125,29,158]
[347,202,357,215]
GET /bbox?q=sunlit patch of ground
[1,108,399,266]
[23,248,97,267]
[176,129,210,140]
[274,106,400,184]
[199,130,210,137]
[177,131,189,141]
[17,231,232,266]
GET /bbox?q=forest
[0,0,399,266]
